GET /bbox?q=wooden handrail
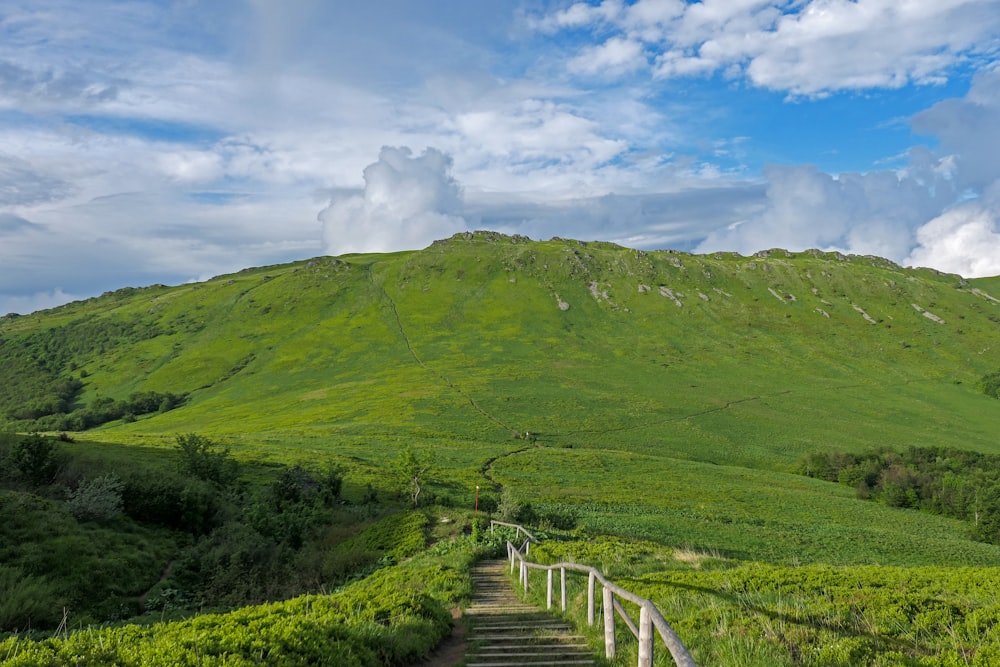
[503,526,697,667]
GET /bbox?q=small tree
[175,433,237,487]
[11,433,60,487]
[67,474,124,522]
[395,445,433,508]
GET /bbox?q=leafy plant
[66,474,124,522]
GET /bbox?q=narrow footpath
[463,560,596,667]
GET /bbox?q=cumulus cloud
[454,100,629,181]
[319,147,468,255]
[537,0,1000,96]
[906,201,1000,277]
[693,65,1000,278]
[567,37,647,76]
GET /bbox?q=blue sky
[1,0,1000,315]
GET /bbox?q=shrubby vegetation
[799,445,1000,544]
[0,432,439,635]
[979,369,1000,399]
[0,538,472,667]
[15,390,185,432]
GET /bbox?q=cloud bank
[695,68,1000,277]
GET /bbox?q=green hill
[5,231,1000,665]
[4,232,1000,565]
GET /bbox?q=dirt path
[417,608,467,667]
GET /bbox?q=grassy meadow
[3,232,1000,664]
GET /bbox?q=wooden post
[547,569,553,609]
[603,585,616,659]
[587,572,596,626]
[638,603,653,667]
[522,562,528,592]
[560,567,567,612]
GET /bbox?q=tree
[395,445,433,508]
[175,433,238,487]
[11,433,60,487]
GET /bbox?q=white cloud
[539,0,1000,96]
[453,100,629,184]
[319,146,468,255]
[567,37,647,76]
[907,201,1000,277]
[532,0,624,32]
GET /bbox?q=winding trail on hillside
[480,446,533,488]
[367,265,518,434]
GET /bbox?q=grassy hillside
[3,232,1000,568]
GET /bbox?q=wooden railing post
[639,603,654,667]
[587,572,596,626]
[547,569,554,609]
[561,567,567,612]
[603,585,616,659]
[501,523,696,666]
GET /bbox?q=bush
[0,565,62,630]
[66,474,124,522]
[980,371,1000,399]
[121,472,220,534]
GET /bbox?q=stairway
[465,560,596,667]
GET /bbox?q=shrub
[0,565,62,630]
[66,474,124,522]
[980,371,1000,399]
